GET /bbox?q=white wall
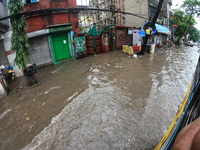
[0,79,7,99]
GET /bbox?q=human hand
[173,117,200,150]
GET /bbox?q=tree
[188,26,200,42]
[174,0,200,44]
[8,0,30,69]
[182,0,200,17]
[171,9,196,43]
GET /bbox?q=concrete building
[123,0,172,28]
[78,0,172,29]
[1,0,80,77]
[0,0,80,98]
[123,0,149,28]
[78,0,116,32]
[23,0,79,66]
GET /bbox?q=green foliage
[181,0,200,17]
[8,0,30,69]
[171,0,200,44]
[171,10,195,36]
[188,27,200,42]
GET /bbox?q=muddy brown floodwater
[0,45,199,150]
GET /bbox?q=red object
[156,44,162,48]
[172,24,178,28]
[102,46,109,52]
[134,46,141,51]
[6,50,14,55]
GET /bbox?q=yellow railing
[154,80,193,150]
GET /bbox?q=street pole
[138,0,164,55]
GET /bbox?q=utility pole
[138,0,164,55]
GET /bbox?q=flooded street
[0,45,199,150]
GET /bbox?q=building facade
[78,0,172,29]
[1,0,80,77]
[23,0,79,66]
[123,0,149,28]
[0,0,80,98]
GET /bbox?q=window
[24,0,39,4]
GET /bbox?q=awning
[142,22,171,35]
[155,24,170,35]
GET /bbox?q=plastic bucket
[134,46,141,52]
[148,43,156,54]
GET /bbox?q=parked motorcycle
[0,65,16,83]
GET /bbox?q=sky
[76,0,200,30]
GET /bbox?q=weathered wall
[24,0,79,33]
[123,0,149,28]
[28,35,52,66]
[0,40,9,66]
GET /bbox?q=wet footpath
[0,45,199,150]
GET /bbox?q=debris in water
[26,117,30,121]
[44,90,50,94]
[15,86,24,92]
[0,109,12,119]
[50,86,60,90]
[133,54,137,58]
[51,67,62,73]
[44,86,60,94]
[67,92,78,101]
[37,93,43,96]
[129,103,134,106]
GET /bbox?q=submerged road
[0,45,199,150]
